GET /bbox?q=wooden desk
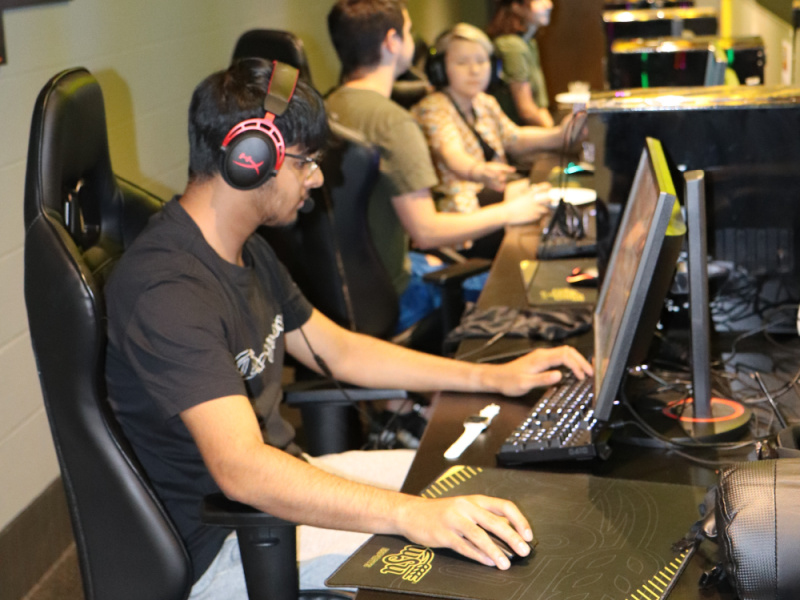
[351,155,798,600]
[355,220,738,600]
[351,387,735,600]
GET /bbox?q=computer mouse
[566,266,598,288]
[485,530,535,564]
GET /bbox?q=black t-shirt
[105,197,313,582]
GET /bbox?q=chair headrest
[24,67,117,245]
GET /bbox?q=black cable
[295,325,414,450]
[556,109,586,202]
[616,381,757,454]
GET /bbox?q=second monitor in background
[657,170,751,441]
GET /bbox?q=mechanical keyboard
[536,235,597,260]
[496,374,611,464]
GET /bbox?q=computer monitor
[703,46,727,86]
[660,170,751,440]
[593,137,685,422]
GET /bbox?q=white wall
[0,0,459,537]
[727,0,794,85]
[0,0,346,533]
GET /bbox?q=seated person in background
[104,57,593,599]
[412,22,569,217]
[488,0,554,127]
[326,0,551,329]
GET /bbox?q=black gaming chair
[263,120,489,353]
[23,67,348,600]
[228,29,488,349]
[232,29,314,85]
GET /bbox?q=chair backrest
[260,120,400,339]
[232,29,314,86]
[23,68,189,600]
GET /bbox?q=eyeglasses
[285,152,321,179]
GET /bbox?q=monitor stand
[660,396,752,442]
[615,170,752,446]
[611,377,752,448]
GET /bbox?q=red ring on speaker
[221,113,286,171]
[661,397,747,423]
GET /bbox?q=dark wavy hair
[187,58,328,183]
[486,0,527,39]
[328,0,407,80]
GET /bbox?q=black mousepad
[521,258,598,307]
[327,466,704,600]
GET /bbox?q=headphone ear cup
[424,48,448,89]
[221,129,279,190]
[489,53,503,90]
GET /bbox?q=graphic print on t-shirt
[235,314,284,380]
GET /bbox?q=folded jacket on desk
[446,304,593,344]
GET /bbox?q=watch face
[465,415,490,425]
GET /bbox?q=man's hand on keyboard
[484,346,593,397]
[395,494,533,570]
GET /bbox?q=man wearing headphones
[326,0,554,332]
[105,58,591,598]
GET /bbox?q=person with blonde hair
[412,22,570,227]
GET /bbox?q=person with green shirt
[488,0,554,128]
[326,0,553,333]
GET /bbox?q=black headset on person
[424,24,502,90]
[220,61,300,190]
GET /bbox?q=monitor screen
[592,137,685,421]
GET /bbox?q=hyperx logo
[233,153,264,174]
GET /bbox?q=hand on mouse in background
[566,266,598,287]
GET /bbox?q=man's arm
[181,392,533,569]
[286,309,592,400]
[391,188,548,250]
[509,81,554,128]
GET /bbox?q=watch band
[444,422,486,459]
[444,404,500,460]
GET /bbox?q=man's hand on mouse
[394,494,533,570]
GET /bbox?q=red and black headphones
[220,61,300,190]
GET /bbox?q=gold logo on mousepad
[326,466,704,599]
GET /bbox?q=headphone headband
[264,61,300,116]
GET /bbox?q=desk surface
[353,155,797,600]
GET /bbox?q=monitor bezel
[592,137,680,422]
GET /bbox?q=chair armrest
[284,380,408,406]
[202,493,299,600]
[202,492,294,528]
[425,246,468,264]
[422,258,491,287]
